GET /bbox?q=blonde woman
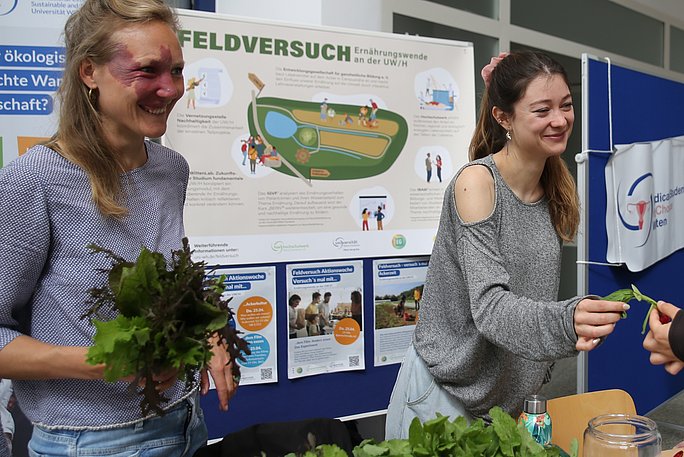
[0,0,235,454]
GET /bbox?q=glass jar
[583,414,661,457]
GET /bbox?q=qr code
[260,368,273,380]
[348,356,360,367]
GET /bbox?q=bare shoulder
[454,164,495,223]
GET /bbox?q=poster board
[581,54,684,414]
[166,10,475,265]
[199,258,403,439]
[171,11,477,438]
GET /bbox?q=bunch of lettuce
[82,238,249,415]
[286,407,574,457]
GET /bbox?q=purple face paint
[106,44,181,99]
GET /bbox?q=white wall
[216,0,684,83]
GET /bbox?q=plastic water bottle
[518,394,552,446]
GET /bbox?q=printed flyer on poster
[214,266,277,386]
[167,10,476,264]
[286,260,364,379]
[0,1,79,167]
[373,257,428,366]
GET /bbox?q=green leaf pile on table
[286,407,573,457]
[83,237,249,416]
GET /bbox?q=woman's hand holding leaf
[643,301,684,375]
[573,298,628,351]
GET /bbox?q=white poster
[605,135,684,271]
[286,260,364,379]
[167,10,475,264]
[213,266,277,385]
[372,257,428,366]
[0,1,82,166]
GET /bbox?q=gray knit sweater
[413,154,580,419]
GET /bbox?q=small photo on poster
[373,257,429,366]
[286,260,365,379]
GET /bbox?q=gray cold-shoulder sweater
[413,154,580,419]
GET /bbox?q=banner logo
[332,237,360,251]
[391,234,406,249]
[617,173,653,247]
[0,0,18,16]
[271,240,309,253]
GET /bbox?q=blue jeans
[385,344,471,439]
[28,393,207,457]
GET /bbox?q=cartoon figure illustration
[241,138,249,166]
[358,105,368,126]
[327,107,336,121]
[320,98,328,121]
[375,205,385,230]
[361,208,370,231]
[185,75,205,109]
[425,152,433,182]
[368,99,379,127]
[255,135,266,163]
[341,113,353,126]
[436,154,443,182]
[248,141,258,174]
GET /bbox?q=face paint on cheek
[106,45,139,87]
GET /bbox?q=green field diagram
[246,97,408,181]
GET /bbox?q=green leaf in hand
[602,288,634,318]
[87,315,150,382]
[631,284,658,334]
[602,284,659,335]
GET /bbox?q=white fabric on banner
[605,135,684,271]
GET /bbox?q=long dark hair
[469,50,579,242]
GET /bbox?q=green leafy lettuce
[83,238,249,415]
[285,406,571,457]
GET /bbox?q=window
[511,0,663,67]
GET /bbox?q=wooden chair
[547,389,636,456]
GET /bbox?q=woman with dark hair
[0,0,234,454]
[385,51,628,439]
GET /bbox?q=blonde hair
[469,51,579,242]
[46,0,179,218]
